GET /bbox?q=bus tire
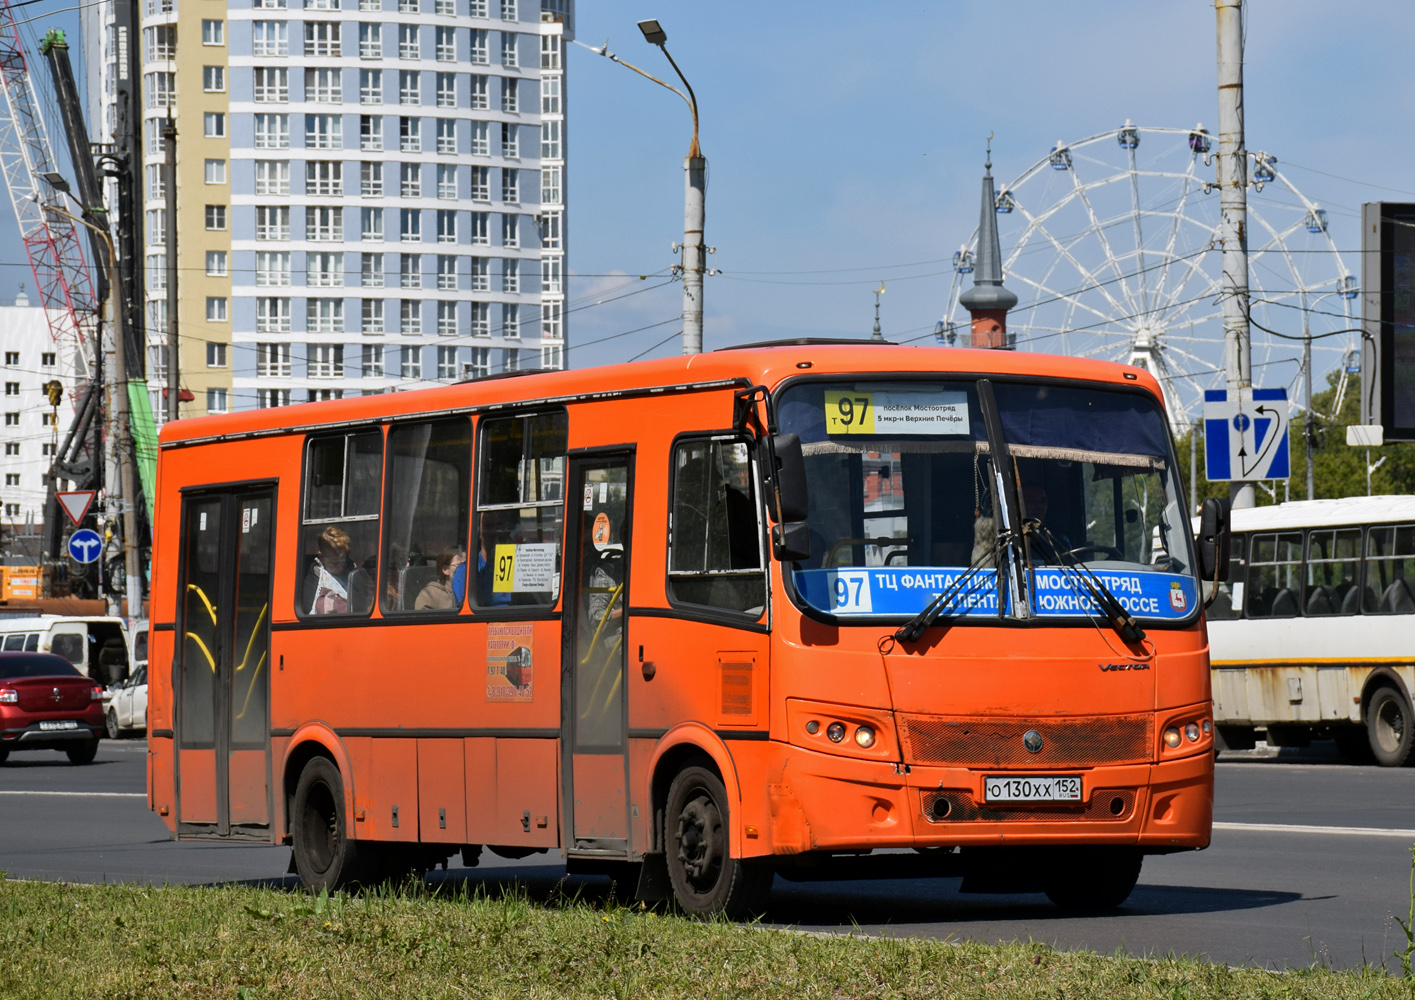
[1366,686,1415,767]
[292,757,366,890]
[664,765,772,919]
[1043,847,1142,913]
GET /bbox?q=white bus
[1206,496,1415,765]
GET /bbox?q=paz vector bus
[145,342,1225,916]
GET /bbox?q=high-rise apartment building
[87,0,571,417]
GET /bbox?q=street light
[580,22,706,354]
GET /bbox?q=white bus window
[1,634,23,651]
[1248,532,1302,618]
[1305,528,1361,616]
[1368,525,1415,614]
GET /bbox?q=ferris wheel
[938,123,1358,428]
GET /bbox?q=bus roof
[1226,496,1415,532]
[158,344,1163,449]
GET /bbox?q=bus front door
[562,455,633,856]
[175,489,276,839]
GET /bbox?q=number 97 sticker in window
[830,570,872,613]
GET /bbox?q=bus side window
[1247,531,1301,618]
[1305,528,1361,616]
[1206,533,1245,620]
[667,437,765,617]
[473,410,567,608]
[1367,524,1415,614]
[381,417,472,613]
[298,428,383,617]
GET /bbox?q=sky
[2,0,1413,394]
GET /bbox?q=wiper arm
[1026,519,1147,646]
[893,544,999,644]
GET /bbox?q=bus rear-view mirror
[766,433,811,561]
[1197,496,1231,585]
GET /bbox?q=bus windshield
[778,377,1198,624]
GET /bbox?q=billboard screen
[1368,202,1415,440]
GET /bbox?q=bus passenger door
[175,489,276,839]
[561,455,633,856]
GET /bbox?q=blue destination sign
[794,565,1198,621]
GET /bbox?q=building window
[309,343,345,378]
[470,300,489,336]
[256,251,291,286]
[309,252,345,287]
[5,474,19,487]
[470,120,488,156]
[541,119,560,159]
[400,253,422,288]
[470,75,488,110]
[3,413,16,426]
[146,163,165,200]
[399,161,421,198]
[398,24,420,59]
[361,254,385,288]
[253,21,289,56]
[307,160,344,196]
[399,70,421,106]
[540,344,562,370]
[437,343,457,376]
[470,256,488,291]
[468,0,486,15]
[501,303,519,338]
[437,306,457,340]
[144,72,174,109]
[202,19,225,45]
[359,22,382,57]
[206,296,228,322]
[258,389,292,408]
[307,206,344,241]
[470,29,488,64]
[436,118,456,154]
[144,24,176,60]
[399,116,422,153]
[537,209,561,249]
[4,381,17,395]
[400,345,421,378]
[3,505,17,517]
[501,213,518,248]
[148,300,169,334]
[360,69,383,104]
[205,204,227,230]
[207,342,228,367]
[147,208,166,246]
[501,168,518,203]
[503,347,519,371]
[503,259,519,293]
[541,299,561,339]
[306,68,342,103]
[435,0,453,13]
[256,206,291,240]
[435,26,455,61]
[401,299,421,334]
[3,443,16,456]
[255,159,290,195]
[361,207,384,241]
[470,211,489,245]
[42,443,55,456]
[436,209,456,243]
[203,66,226,92]
[437,254,458,290]
[468,165,489,200]
[500,32,517,67]
[204,112,226,138]
[436,163,457,200]
[257,298,293,333]
[206,250,228,276]
[41,353,55,368]
[501,122,517,158]
[501,77,517,113]
[257,347,290,384]
[305,21,340,57]
[362,298,386,333]
[541,33,560,69]
[306,114,343,150]
[436,72,456,108]
[149,255,167,291]
[500,0,516,19]
[541,75,560,114]
[361,161,384,196]
[360,115,384,151]
[362,344,385,377]
[540,165,560,204]
[308,298,345,333]
[252,0,288,8]
[253,66,289,103]
[205,158,227,184]
[206,388,229,413]
[540,255,561,293]
[467,346,489,378]
[255,114,290,149]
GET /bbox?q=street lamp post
[582,21,706,355]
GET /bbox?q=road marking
[0,791,145,798]
[1215,821,1415,838]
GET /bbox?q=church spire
[958,136,1017,348]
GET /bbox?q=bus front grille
[898,713,1154,768]
[921,788,1136,824]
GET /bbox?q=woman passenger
[303,526,353,615]
[415,546,465,610]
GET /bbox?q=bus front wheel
[1042,847,1142,912]
[292,757,365,890]
[1366,686,1415,767]
[664,765,772,919]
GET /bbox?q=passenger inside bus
[303,526,375,615]
[414,547,465,610]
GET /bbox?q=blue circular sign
[67,528,102,564]
[1231,413,1251,433]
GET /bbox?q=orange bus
[147,343,1224,916]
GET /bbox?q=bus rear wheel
[292,757,366,890]
[664,765,772,919]
[1367,686,1415,767]
[1042,847,1142,912]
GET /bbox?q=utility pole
[1216,0,1254,509]
[163,114,178,422]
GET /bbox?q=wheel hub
[675,795,720,884]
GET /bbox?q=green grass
[0,874,1404,999]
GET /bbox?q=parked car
[104,664,148,739]
[0,652,105,764]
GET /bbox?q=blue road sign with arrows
[67,528,102,565]
[1203,387,1290,481]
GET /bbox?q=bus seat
[348,568,375,615]
[402,565,440,610]
[1379,578,1415,614]
[1361,586,1380,613]
[1269,588,1299,617]
[1340,585,1366,615]
[1304,586,1336,616]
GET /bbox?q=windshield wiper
[893,543,1000,644]
[1026,519,1147,646]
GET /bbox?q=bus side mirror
[1197,497,1230,584]
[765,433,811,561]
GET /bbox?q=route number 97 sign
[824,389,971,437]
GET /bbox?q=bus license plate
[984,775,1082,802]
[39,720,79,732]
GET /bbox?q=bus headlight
[1184,723,1201,743]
[854,726,876,748]
[826,722,846,743]
[1163,726,1182,749]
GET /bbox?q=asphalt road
[1,739,1413,972]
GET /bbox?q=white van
[0,616,133,686]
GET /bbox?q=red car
[0,652,104,765]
